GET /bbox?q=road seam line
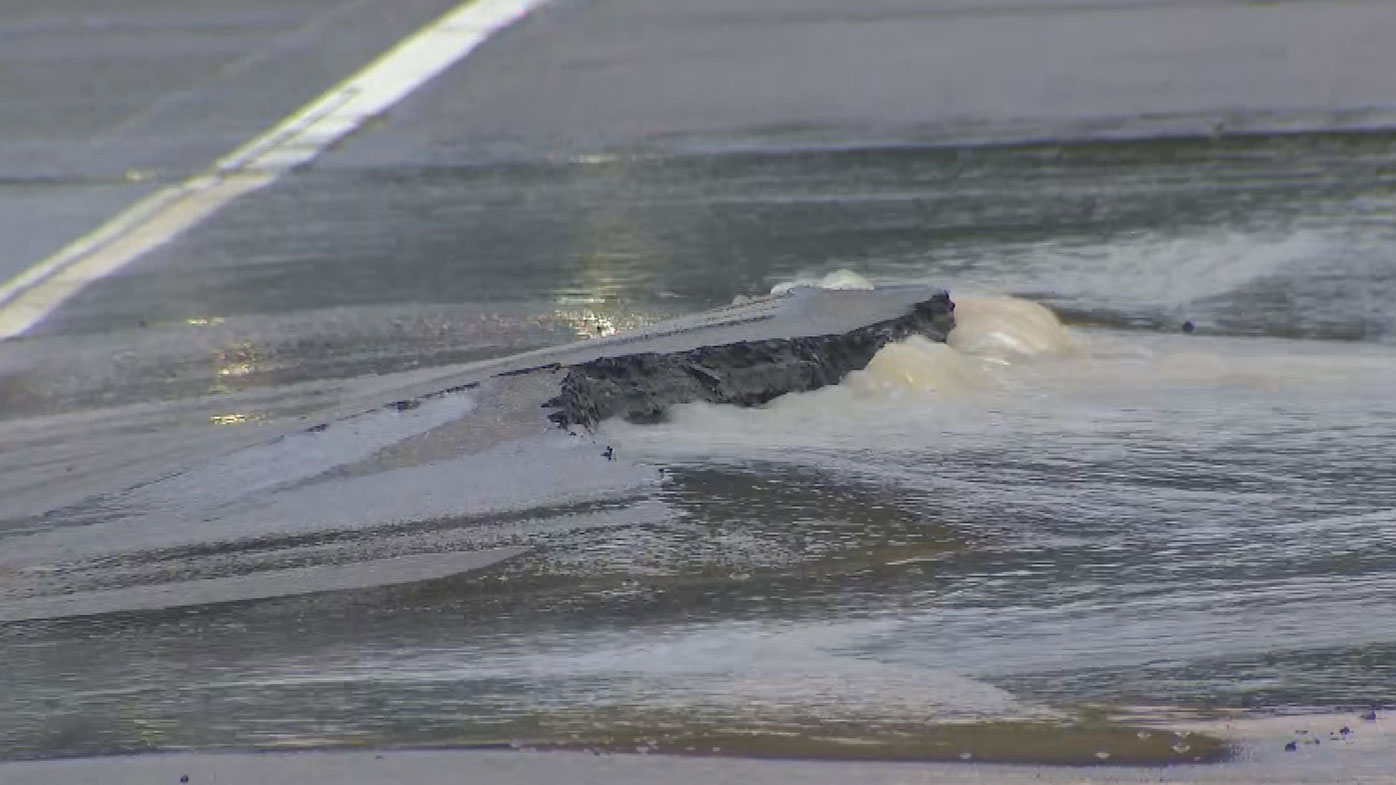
[0,0,548,339]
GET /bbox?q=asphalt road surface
[6,0,1396,351]
[0,0,468,285]
[4,0,1396,779]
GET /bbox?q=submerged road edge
[545,291,956,429]
[0,548,529,625]
[296,286,958,437]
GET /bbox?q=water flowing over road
[3,0,1396,780]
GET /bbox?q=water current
[1,133,1394,763]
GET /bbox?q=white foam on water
[1041,230,1332,309]
[769,292,1075,409]
[835,295,1076,404]
[599,294,1069,457]
[770,269,875,295]
[239,616,1038,724]
[732,268,872,305]
[843,335,978,398]
[947,295,1078,362]
[914,229,1344,314]
[601,292,1396,462]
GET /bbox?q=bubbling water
[759,271,1078,403]
[843,336,978,398]
[770,269,876,295]
[839,294,1077,402]
[947,296,1078,363]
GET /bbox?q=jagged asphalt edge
[545,290,955,429]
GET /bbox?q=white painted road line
[0,0,549,340]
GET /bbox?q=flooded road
[3,130,1394,766]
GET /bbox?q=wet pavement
[335,0,1396,166]
[4,718,1396,785]
[4,0,1396,778]
[0,0,463,283]
[8,0,1396,337]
